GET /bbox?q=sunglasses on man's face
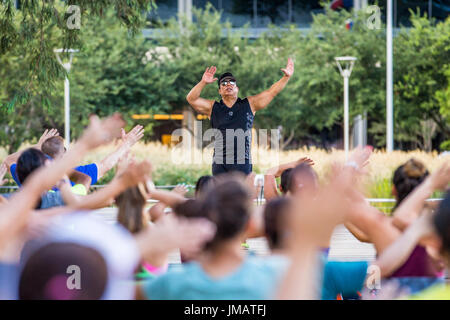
[220,80,236,87]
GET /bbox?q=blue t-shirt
[321,260,369,300]
[143,256,288,300]
[0,263,19,300]
[10,163,98,187]
[75,164,98,185]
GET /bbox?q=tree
[66,9,178,139]
[0,8,176,151]
[436,64,450,150]
[393,12,450,150]
[0,0,156,110]
[242,7,387,148]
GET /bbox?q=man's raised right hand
[202,66,218,84]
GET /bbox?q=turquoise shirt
[321,260,369,300]
[144,254,369,300]
[143,256,288,300]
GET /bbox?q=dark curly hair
[393,158,429,209]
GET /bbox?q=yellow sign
[132,114,208,121]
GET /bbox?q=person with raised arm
[275,163,439,300]
[3,125,144,190]
[186,59,294,176]
[263,156,314,201]
[0,114,125,250]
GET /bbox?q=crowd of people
[0,113,449,300]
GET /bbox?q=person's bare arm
[135,215,215,269]
[3,129,59,171]
[65,161,153,211]
[248,58,294,113]
[277,241,320,300]
[147,203,167,222]
[372,209,435,278]
[57,177,82,207]
[95,125,145,180]
[336,147,400,249]
[150,189,187,208]
[392,162,450,231]
[263,174,279,201]
[68,169,92,190]
[245,206,265,239]
[33,206,75,217]
[277,162,357,300]
[148,184,188,222]
[266,156,314,178]
[0,165,8,205]
[344,222,371,243]
[134,216,216,300]
[263,158,315,200]
[244,172,259,199]
[0,163,8,186]
[186,67,216,116]
[346,196,401,254]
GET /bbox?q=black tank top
[210,97,254,164]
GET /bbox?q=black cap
[218,72,236,87]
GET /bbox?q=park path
[91,207,376,263]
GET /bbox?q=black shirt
[210,97,254,164]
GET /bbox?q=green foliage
[391,12,450,150]
[154,5,448,150]
[0,0,156,109]
[367,177,393,199]
[0,8,174,147]
[436,65,450,124]
[440,140,450,151]
[1,4,448,152]
[66,9,178,139]
[152,165,211,186]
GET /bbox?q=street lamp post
[54,49,78,147]
[335,56,357,160]
[386,0,394,152]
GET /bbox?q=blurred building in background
[146,0,449,34]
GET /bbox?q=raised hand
[172,184,189,196]
[202,66,218,84]
[80,113,125,150]
[348,145,373,170]
[122,125,145,147]
[116,151,132,177]
[288,162,358,246]
[429,162,450,191]
[297,157,314,166]
[119,160,153,189]
[281,58,294,78]
[37,128,59,148]
[153,214,216,256]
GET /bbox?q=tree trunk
[281,129,295,150]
